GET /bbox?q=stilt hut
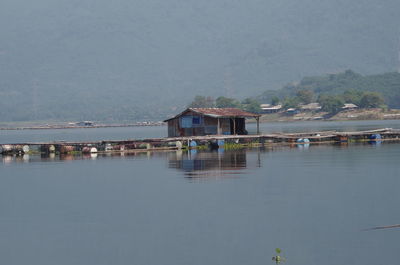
[164,108,261,137]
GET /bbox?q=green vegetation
[359,92,385,108]
[318,95,344,114]
[270,96,280,106]
[188,96,215,108]
[259,70,400,110]
[215,96,241,108]
[241,98,262,113]
[187,70,393,116]
[296,89,314,104]
[188,95,261,113]
[222,142,244,150]
[272,248,286,265]
[282,97,300,109]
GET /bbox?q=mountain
[1,0,400,121]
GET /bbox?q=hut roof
[164,108,260,122]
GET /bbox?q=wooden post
[256,117,260,135]
[217,118,221,135]
[233,118,236,135]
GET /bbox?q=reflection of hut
[164,108,260,137]
[168,150,247,174]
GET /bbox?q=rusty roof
[164,108,260,121]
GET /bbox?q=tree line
[259,70,400,111]
[187,88,386,115]
[280,89,385,113]
[188,96,261,113]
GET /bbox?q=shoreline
[0,122,165,131]
[1,108,400,131]
[1,118,399,131]
[258,108,400,123]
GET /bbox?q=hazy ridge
[1,0,400,121]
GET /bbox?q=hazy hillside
[259,70,400,108]
[1,0,400,121]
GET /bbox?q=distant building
[342,103,358,110]
[286,108,299,114]
[75,121,94,126]
[164,108,260,137]
[260,104,282,113]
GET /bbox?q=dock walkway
[1,128,399,155]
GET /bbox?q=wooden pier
[1,128,399,155]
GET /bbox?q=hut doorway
[230,118,246,135]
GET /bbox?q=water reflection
[1,141,386,167]
[168,149,261,179]
[1,150,169,164]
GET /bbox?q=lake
[1,120,400,265]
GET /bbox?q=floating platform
[1,128,399,156]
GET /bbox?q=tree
[296,89,314,104]
[270,96,280,105]
[317,94,344,113]
[241,98,261,113]
[342,89,363,105]
[188,95,215,108]
[359,92,385,108]
[282,97,300,109]
[215,96,241,108]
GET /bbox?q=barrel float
[105,143,113,151]
[41,145,56,154]
[60,145,75,154]
[297,138,310,143]
[370,134,382,140]
[175,141,183,149]
[1,145,12,154]
[49,145,55,153]
[22,145,30,153]
[112,145,125,151]
[1,145,25,154]
[82,147,98,153]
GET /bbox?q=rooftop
[342,103,358,109]
[260,104,282,110]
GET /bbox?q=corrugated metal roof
[342,103,358,109]
[261,104,282,110]
[164,108,260,121]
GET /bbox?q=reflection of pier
[168,149,261,178]
[1,150,168,164]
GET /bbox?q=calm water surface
[1,121,400,265]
